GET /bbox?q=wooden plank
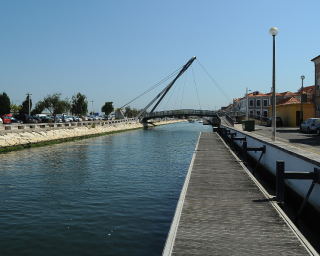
[163,132,316,256]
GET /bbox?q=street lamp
[300,75,305,125]
[269,27,278,141]
[246,88,251,120]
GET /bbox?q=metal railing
[142,109,219,120]
[226,114,234,127]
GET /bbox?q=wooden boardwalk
[163,132,317,255]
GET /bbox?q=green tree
[64,97,71,115]
[124,105,141,118]
[42,93,62,114]
[71,93,88,116]
[101,102,114,116]
[11,104,22,115]
[31,101,45,116]
[19,95,32,115]
[0,92,11,115]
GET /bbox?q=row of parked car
[264,116,320,136]
[0,114,113,124]
[300,118,320,135]
[265,116,320,135]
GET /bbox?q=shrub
[92,123,96,128]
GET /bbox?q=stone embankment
[0,119,184,151]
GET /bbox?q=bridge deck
[163,132,315,255]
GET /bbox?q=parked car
[49,116,62,122]
[266,117,283,127]
[0,117,2,124]
[14,114,36,123]
[40,116,53,123]
[10,117,23,124]
[33,116,43,123]
[1,115,12,124]
[300,118,320,134]
[72,116,82,122]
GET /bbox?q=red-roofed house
[268,96,313,126]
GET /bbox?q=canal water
[0,122,212,256]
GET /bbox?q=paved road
[234,123,320,155]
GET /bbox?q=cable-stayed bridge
[120,56,244,126]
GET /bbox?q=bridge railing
[226,114,234,126]
[226,111,247,117]
[143,109,219,119]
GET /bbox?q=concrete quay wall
[0,119,183,149]
[221,124,320,214]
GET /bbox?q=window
[257,99,261,107]
[263,111,268,117]
[263,99,268,107]
[249,100,254,107]
[257,111,260,117]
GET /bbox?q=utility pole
[66,96,69,116]
[90,100,94,116]
[26,92,32,116]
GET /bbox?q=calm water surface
[0,122,211,255]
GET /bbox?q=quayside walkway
[163,132,317,255]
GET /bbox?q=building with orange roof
[231,86,315,124]
[268,96,313,126]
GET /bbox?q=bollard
[276,160,285,203]
[242,141,247,164]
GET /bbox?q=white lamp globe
[301,75,305,80]
[269,27,278,36]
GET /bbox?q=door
[296,111,303,126]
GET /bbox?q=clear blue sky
[1,0,319,114]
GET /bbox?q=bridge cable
[119,66,183,109]
[180,70,188,109]
[191,64,202,110]
[173,72,184,110]
[196,59,232,104]
[135,56,196,120]
[163,75,181,110]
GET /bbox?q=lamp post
[300,75,305,125]
[246,88,251,120]
[269,27,278,141]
